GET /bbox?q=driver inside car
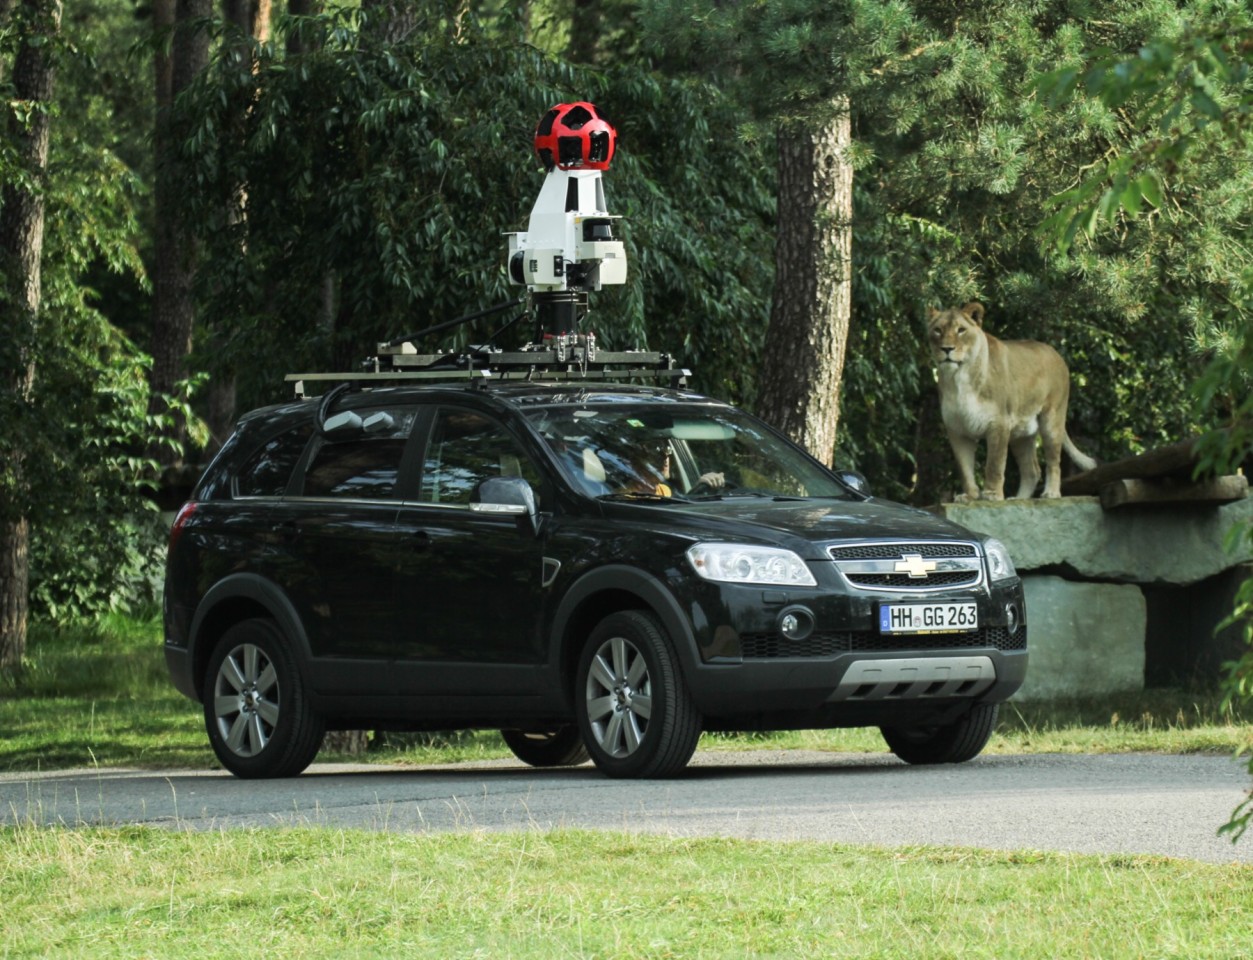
[620,438,726,497]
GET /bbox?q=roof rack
[287,332,690,398]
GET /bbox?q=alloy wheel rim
[213,643,280,758]
[584,635,652,758]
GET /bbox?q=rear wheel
[575,610,701,779]
[202,618,325,779]
[500,727,590,768]
[881,703,999,765]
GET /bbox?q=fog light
[1006,603,1019,634]
[779,606,814,641]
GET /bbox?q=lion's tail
[1064,434,1097,473]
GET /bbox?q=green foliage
[1039,16,1253,253]
[1043,14,1253,843]
[176,8,773,411]
[634,1,1224,495]
[854,2,1227,469]
[1,2,177,624]
[638,0,922,124]
[1215,551,1253,843]
[1196,317,1253,843]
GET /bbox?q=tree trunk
[910,385,951,506]
[0,0,61,677]
[149,0,210,466]
[360,0,418,44]
[754,102,853,468]
[286,0,322,56]
[224,0,271,39]
[204,0,273,457]
[322,729,370,756]
[567,0,600,63]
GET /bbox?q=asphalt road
[2,751,1250,864]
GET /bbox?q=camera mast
[288,103,687,396]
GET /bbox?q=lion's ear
[962,302,985,326]
[926,307,939,320]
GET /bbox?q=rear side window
[234,423,313,498]
[300,407,417,499]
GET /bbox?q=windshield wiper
[688,491,808,502]
[597,491,686,504]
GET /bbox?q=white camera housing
[507,167,627,292]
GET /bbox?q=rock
[1014,576,1146,701]
[934,495,1253,585]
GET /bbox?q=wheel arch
[549,565,697,710]
[188,574,313,702]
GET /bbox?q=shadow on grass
[0,695,215,773]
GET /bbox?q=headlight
[983,538,1018,582]
[687,543,817,586]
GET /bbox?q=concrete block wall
[932,495,1252,699]
[1017,577,1146,700]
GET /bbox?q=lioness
[927,302,1095,501]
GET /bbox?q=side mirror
[835,469,871,497]
[471,476,539,531]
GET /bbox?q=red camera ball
[533,102,616,171]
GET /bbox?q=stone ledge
[932,495,1253,585]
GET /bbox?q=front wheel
[575,610,702,779]
[202,618,325,779]
[500,727,590,768]
[880,703,999,765]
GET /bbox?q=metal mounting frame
[287,335,690,398]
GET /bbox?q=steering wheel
[687,475,734,497]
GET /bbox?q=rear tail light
[168,501,198,552]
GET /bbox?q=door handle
[410,529,431,551]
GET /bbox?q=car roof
[229,381,732,441]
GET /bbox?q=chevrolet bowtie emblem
[894,553,936,579]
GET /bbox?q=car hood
[605,496,983,557]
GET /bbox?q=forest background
[1,0,1252,702]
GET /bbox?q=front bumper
[676,574,1028,720]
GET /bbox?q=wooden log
[1099,474,1248,510]
[1061,435,1208,497]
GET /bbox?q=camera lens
[583,219,614,242]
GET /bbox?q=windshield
[524,403,853,501]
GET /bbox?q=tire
[500,727,590,768]
[881,702,999,765]
[575,610,702,779]
[202,618,325,779]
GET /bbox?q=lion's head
[926,302,985,369]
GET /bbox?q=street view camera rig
[289,102,687,395]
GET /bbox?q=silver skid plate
[828,656,996,701]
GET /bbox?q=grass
[0,614,212,771]
[0,826,1249,959]
[3,615,1251,957]
[1,613,1250,772]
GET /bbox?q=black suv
[164,380,1027,779]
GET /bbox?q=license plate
[879,602,978,634]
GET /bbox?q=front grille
[844,571,979,590]
[829,543,978,560]
[739,625,1026,660]
[827,540,984,593]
